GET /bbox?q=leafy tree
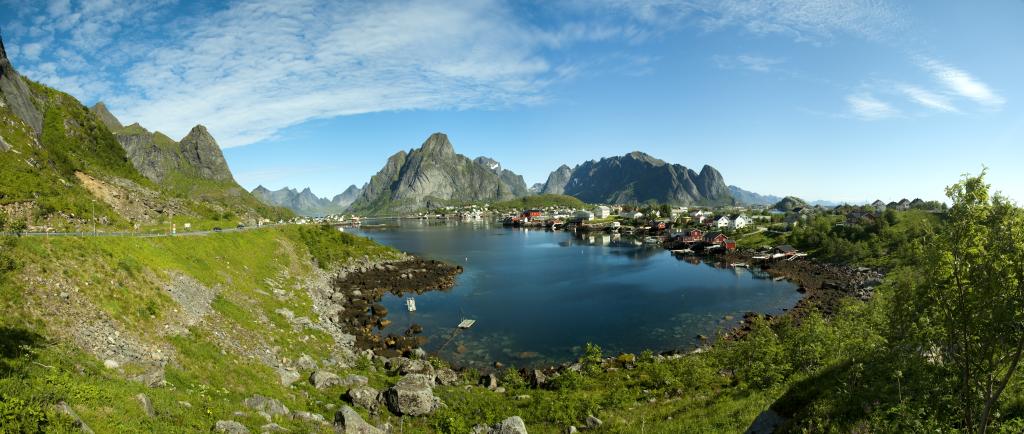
[893,172,1024,433]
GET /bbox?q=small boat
[732,263,748,268]
[406,297,416,312]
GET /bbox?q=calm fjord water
[350,220,802,369]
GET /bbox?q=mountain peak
[625,151,665,166]
[89,102,123,131]
[420,132,454,155]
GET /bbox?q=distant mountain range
[251,184,362,217]
[347,133,526,214]
[539,152,732,206]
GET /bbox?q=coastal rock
[334,406,383,434]
[383,375,442,416]
[480,374,499,390]
[526,370,547,388]
[435,368,460,386]
[213,420,250,434]
[244,395,290,418]
[346,385,382,412]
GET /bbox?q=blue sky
[2,0,1022,203]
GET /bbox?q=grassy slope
[0,222,900,433]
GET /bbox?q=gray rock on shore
[383,374,442,416]
[334,406,383,434]
[346,385,383,413]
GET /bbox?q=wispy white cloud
[847,94,899,120]
[920,59,1004,108]
[898,84,957,112]
[713,54,784,72]
[581,0,902,43]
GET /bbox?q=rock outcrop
[334,406,384,434]
[0,33,43,134]
[540,165,573,195]
[556,152,732,206]
[383,374,442,416]
[348,133,528,214]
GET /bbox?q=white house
[593,205,611,219]
[729,214,749,230]
[692,210,712,224]
[670,207,688,219]
[575,210,595,221]
[715,216,731,228]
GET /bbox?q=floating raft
[406,297,416,312]
[457,319,476,329]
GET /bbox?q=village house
[703,231,728,245]
[670,207,688,219]
[871,200,887,212]
[593,205,611,219]
[575,210,595,221]
[729,214,749,230]
[715,215,731,228]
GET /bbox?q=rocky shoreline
[317,256,463,358]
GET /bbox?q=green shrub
[501,368,526,391]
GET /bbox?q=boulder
[386,357,436,379]
[346,385,382,412]
[480,374,499,390]
[131,367,166,388]
[383,375,442,416]
[526,370,547,389]
[309,370,342,389]
[435,368,460,386]
[334,406,383,434]
[293,411,327,425]
[296,354,317,371]
[136,393,154,417]
[260,423,288,433]
[339,374,369,388]
[473,416,528,434]
[213,420,250,434]
[243,395,290,418]
[277,367,301,387]
[585,415,602,429]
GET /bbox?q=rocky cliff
[556,152,733,206]
[0,34,42,134]
[93,107,237,186]
[348,133,525,214]
[474,156,529,196]
[540,164,573,195]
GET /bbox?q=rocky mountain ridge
[541,152,733,206]
[252,185,356,216]
[348,133,528,214]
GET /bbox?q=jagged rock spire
[0,27,7,61]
